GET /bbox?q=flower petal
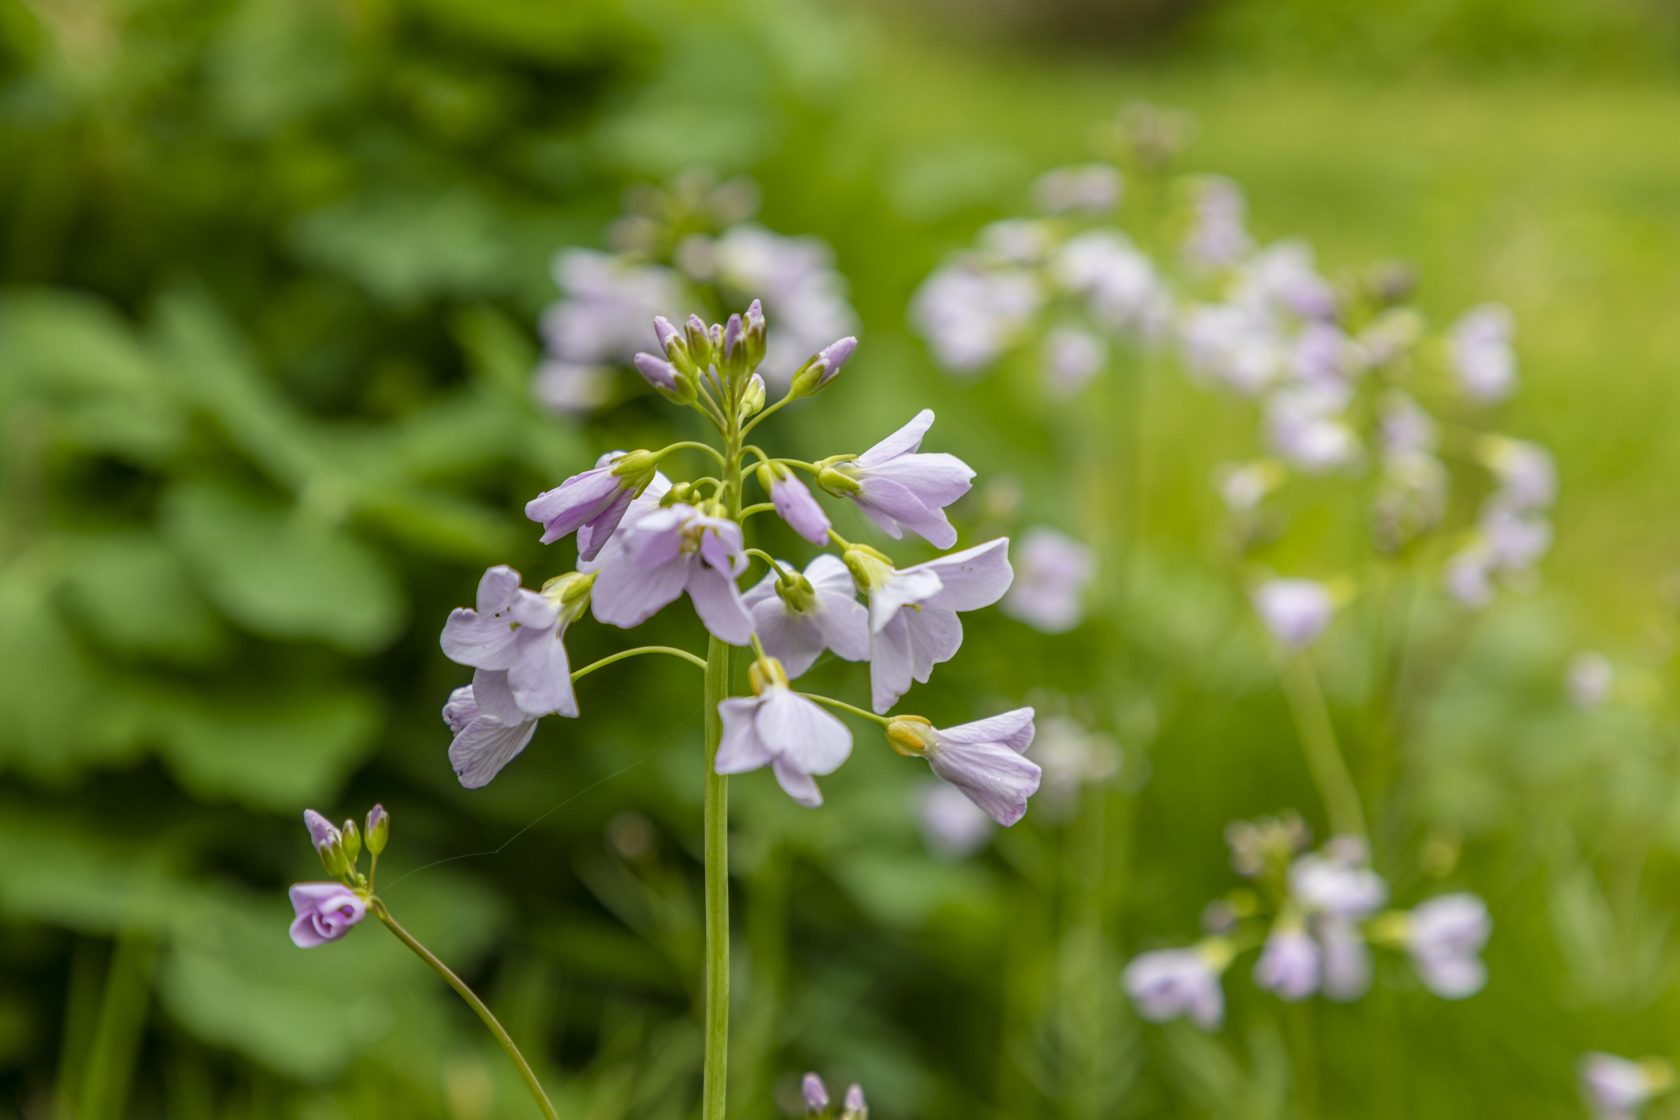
[771,760,824,807]
[856,408,935,467]
[471,668,526,725]
[687,566,754,646]
[936,707,1036,752]
[590,553,692,629]
[714,698,772,773]
[449,713,538,789]
[757,688,852,774]
[921,538,1013,612]
[869,613,915,713]
[507,627,578,718]
[925,739,1041,825]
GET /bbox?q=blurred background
[5,0,1680,1116]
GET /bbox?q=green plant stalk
[702,418,745,1120]
[372,901,559,1120]
[1279,654,1368,839]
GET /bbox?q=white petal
[508,626,578,717]
[868,568,943,634]
[936,707,1035,752]
[771,760,824,807]
[471,668,525,725]
[714,698,772,773]
[926,739,1041,825]
[751,599,826,680]
[906,605,964,683]
[686,566,754,646]
[813,592,870,662]
[856,408,935,467]
[869,613,915,713]
[756,687,852,774]
[590,553,692,628]
[921,538,1013,612]
[449,714,538,789]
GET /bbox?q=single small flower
[802,1072,830,1112]
[791,335,859,398]
[841,1084,867,1119]
[846,538,1013,713]
[1451,304,1517,403]
[1318,915,1372,1001]
[1042,326,1107,396]
[1002,527,1093,633]
[1289,846,1388,919]
[525,450,658,560]
[1051,230,1162,334]
[287,882,367,949]
[1482,437,1557,511]
[919,782,994,858]
[441,565,588,721]
[1405,893,1491,999]
[587,498,754,645]
[911,262,1042,375]
[1580,1053,1672,1120]
[1568,651,1614,709]
[758,462,831,544]
[1183,175,1252,270]
[1252,578,1337,650]
[443,683,538,789]
[1123,945,1226,1029]
[1254,921,1320,1001]
[742,555,869,680]
[821,410,975,549]
[887,708,1040,826]
[1266,383,1360,473]
[714,657,852,807]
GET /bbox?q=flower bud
[801,1073,830,1113]
[340,819,362,867]
[816,465,861,497]
[748,656,789,695]
[840,544,893,593]
[885,716,935,757]
[365,804,389,856]
[790,336,857,398]
[684,314,715,370]
[541,570,597,622]
[632,352,696,404]
[743,298,767,370]
[738,373,766,420]
[316,833,348,878]
[841,1084,867,1119]
[610,449,660,489]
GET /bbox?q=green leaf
[0,807,197,935]
[54,530,229,667]
[160,478,406,653]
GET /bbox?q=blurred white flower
[1568,651,1614,709]
[1003,528,1093,633]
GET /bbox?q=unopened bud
[316,834,348,878]
[610,449,659,488]
[816,465,861,497]
[340,819,362,866]
[738,373,766,420]
[632,352,696,404]
[801,1073,830,1113]
[743,298,767,370]
[541,570,597,621]
[841,544,893,593]
[790,336,857,398]
[365,804,389,856]
[842,1084,867,1119]
[684,314,715,369]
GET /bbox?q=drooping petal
[905,605,964,683]
[714,698,773,773]
[449,712,539,789]
[590,553,693,629]
[925,738,1041,825]
[936,707,1036,751]
[922,538,1013,611]
[867,568,943,634]
[576,486,636,562]
[756,688,852,774]
[471,668,526,725]
[507,626,578,718]
[686,565,754,646]
[862,451,975,510]
[869,613,916,713]
[855,477,956,548]
[771,760,824,807]
[621,506,691,569]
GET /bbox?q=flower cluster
[537,172,857,414]
[286,805,388,948]
[911,114,1556,622]
[799,1073,867,1119]
[441,302,1043,823]
[1122,819,1491,1028]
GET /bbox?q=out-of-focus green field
[4,0,1680,1116]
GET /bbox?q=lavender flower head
[1254,921,1320,1002]
[1003,527,1093,633]
[886,708,1040,826]
[1405,892,1491,998]
[715,657,852,807]
[1581,1053,1672,1120]
[1450,303,1517,403]
[287,883,366,948]
[1123,945,1227,1029]
[802,1072,830,1112]
[822,410,975,549]
[1252,578,1337,649]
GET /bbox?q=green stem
[801,692,892,726]
[739,394,792,438]
[739,502,777,520]
[373,901,559,1120]
[743,548,794,583]
[658,440,728,468]
[1278,654,1367,839]
[571,644,707,681]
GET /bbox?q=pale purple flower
[849,538,1013,712]
[287,882,366,948]
[889,709,1039,826]
[1451,304,1517,403]
[534,361,615,415]
[1568,651,1614,709]
[1052,230,1161,333]
[540,251,684,369]
[762,464,831,544]
[742,555,869,680]
[1406,893,1490,998]
[587,500,753,645]
[1042,326,1107,396]
[1183,176,1251,270]
[443,684,538,789]
[631,351,682,394]
[1179,304,1280,396]
[1255,923,1320,1001]
[1290,847,1388,918]
[1318,916,1371,1001]
[525,451,648,559]
[919,782,994,858]
[980,219,1053,264]
[1252,579,1336,649]
[715,662,852,806]
[1033,163,1122,215]
[802,1072,830,1112]
[792,336,858,397]
[1379,393,1437,456]
[1002,528,1092,633]
[695,225,858,384]
[842,1084,867,1119]
[1480,503,1552,572]
[1266,383,1359,472]
[302,809,340,855]
[1581,1053,1665,1120]
[441,565,580,720]
[1235,241,1336,321]
[828,410,975,549]
[1445,546,1496,609]
[1032,716,1121,817]
[1291,322,1361,387]
[912,262,1041,374]
[1216,461,1278,513]
[1123,947,1225,1029]
[1485,438,1556,510]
